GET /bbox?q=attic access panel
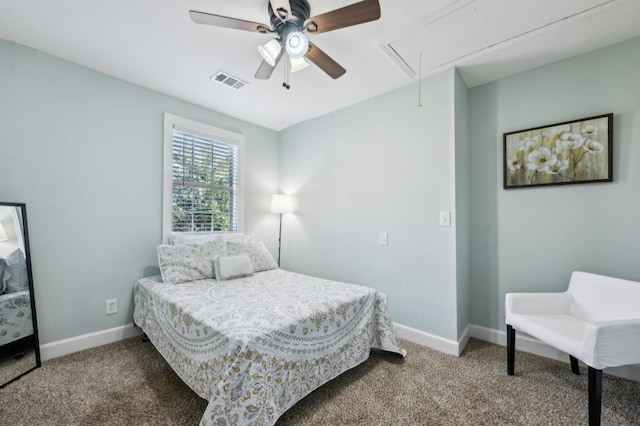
[387,0,613,76]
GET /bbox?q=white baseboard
[468,324,640,382]
[394,322,469,357]
[40,323,143,361]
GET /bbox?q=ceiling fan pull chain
[283,58,291,90]
[417,52,423,107]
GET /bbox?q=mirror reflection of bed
[0,204,39,386]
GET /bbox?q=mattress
[133,269,405,425]
[0,290,33,347]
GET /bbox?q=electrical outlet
[106,299,117,315]
[379,232,388,246]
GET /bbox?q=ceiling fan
[189,0,381,82]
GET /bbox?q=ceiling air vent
[211,71,248,89]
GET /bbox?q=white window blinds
[171,126,239,232]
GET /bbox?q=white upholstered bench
[505,271,640,426]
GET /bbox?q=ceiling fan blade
[269,0,292,20]
[304,0,380,34]
[189,10,271,33]
[254,50,285,80]
[305,42,346,79]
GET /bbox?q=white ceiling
[1,0,639,131]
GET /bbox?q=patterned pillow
[3,249,29,293]
[0,259,6,293]
[226,241,278,272]
[157,238,227,284]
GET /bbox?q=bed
[133,268,405,426]
[0,290,33,347]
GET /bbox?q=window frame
[162,113,245,242]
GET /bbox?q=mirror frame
[0,202,41,388]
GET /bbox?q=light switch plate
[379,232,388,246]
[439,212,451,227]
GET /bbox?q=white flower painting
[504,114,612,188]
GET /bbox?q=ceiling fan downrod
[268,0,311,32]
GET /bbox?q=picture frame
[503,113,613,189]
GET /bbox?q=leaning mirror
[0,202,40,388]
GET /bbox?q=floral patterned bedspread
[0,290,33,346]
[133,269,405,426]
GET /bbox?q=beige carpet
[1,337,639,425]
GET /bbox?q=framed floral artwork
[503,113,613,189]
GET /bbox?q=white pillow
[214,255,254,281]
[157,238,227,284]
[222,233,256,244]
[167,232,255,245]
[226,241,278,272]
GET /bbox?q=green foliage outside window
[171,131,237,232]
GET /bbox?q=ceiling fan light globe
[285,31,308,58]
[289,56,310,73]
[258,39,282,66]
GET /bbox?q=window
[163,114,244,241]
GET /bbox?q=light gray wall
[469,36,640,330]
[279,69,460,341]
[0,39,280,344]
[454,71,470,336]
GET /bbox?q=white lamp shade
[289,56,309,73]
[271,194,295,214]
[285,31,308,58]
[0,222,7,242]
[258,39,282,66]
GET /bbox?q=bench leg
[588,367,602,426]
[570,355,580,375]
[507,324,515,375]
